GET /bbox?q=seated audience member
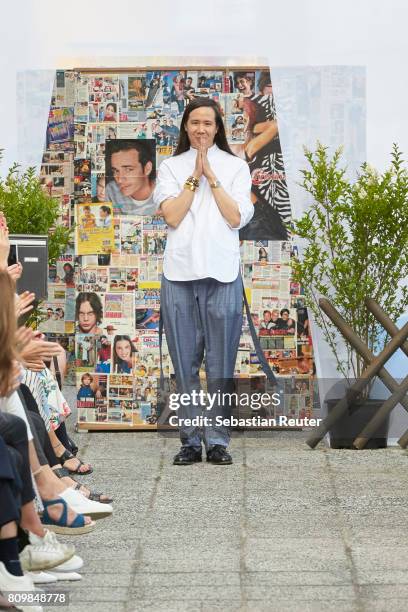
[0,222,115,597]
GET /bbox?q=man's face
[110,149,152,199]
[282,311,289,321]
[100,209,108,219]
[185,106,218,149]
[186,78,192,87]
[262,83,273,95]
[264,311,271,322]
[78,299,98,333]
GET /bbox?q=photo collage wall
[40,66,316,429]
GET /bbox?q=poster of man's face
[105,139,157,216]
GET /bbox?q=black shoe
[206,445,233,465]
[173,446,202,465]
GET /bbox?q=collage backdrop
[40,67,316,429]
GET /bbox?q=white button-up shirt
[153,144,254,282]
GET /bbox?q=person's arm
[245,121,278,160]
[153,151,203,229]
[202,148,254,230]
[161,189,195,229]
[204,175,241,228]
[0,224,10,270]
[252,119,278,135]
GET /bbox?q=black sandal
[59,449,93,475]
[52,466,71,478]
[73,482,113,504]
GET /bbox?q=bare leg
[59,475,112,502]
[20,502,46,538]
[0,522,17,539]
[28,441,92,527]
[48,430,92,474]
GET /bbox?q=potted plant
[0,150,73,325]
[291,143,408,447]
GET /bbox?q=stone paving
[43,388,408,612]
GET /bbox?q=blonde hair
[0,270,17,396]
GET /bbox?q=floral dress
[22,368,71,431]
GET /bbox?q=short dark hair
[75,292,103,324]
[99,205,111,215]
[234,72,254,88]
[174,98,235,157]
[105,139,156,182]
[280,308,289,316]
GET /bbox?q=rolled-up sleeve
[229,162,254,230]
[152,161,180,212]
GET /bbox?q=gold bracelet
[184,182,197,192]
[186,175,199,187]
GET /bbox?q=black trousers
[0,413,35,508]
[18,385,59,468]
[0,434,21,528]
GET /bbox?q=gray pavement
[45,388,408,612]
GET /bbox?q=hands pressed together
[193,140,216,183]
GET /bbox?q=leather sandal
[72,482,113,504]
[41,498,95,535]
[59,449,93,475]
[52,468,112,503]
[52,466,70,478]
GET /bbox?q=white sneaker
[20,529,75,571]
[47,570,81,581]
[52,554,83,572]
[26,571,57,584]
[60,488,113,519]
[0,562,43,612]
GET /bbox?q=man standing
[153,98,254,466]
[105,140,156,215]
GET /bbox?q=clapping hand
[15,291,36,318]
[6,360,24,395]
[0,221,10,269]
[15,326,35,352]
[8,262,23,282]
[20,335,62,372]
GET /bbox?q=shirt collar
[187,143,219,157]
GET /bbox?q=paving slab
[39,386,408,612]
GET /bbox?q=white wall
[1,0,407,172]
